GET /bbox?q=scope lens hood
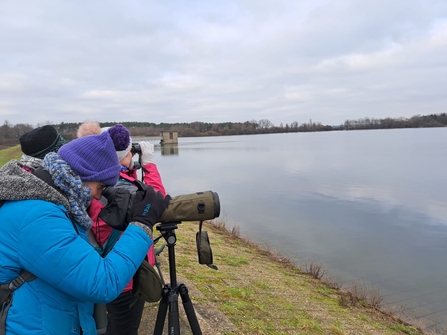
[212,191,220,218]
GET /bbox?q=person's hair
[77,122,101,138]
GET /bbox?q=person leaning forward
[78,122,167,335]
[0,131,170,335]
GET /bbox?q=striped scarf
[42,152,93,231]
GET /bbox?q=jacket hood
[0,160,69,209]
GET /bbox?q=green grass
[153,221,429,335]
[390,324,421,335]
[0,145,22,166]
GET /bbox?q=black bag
[132,260,164,303]
[196,221,218,270]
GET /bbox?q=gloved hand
[130,185,171,230]
[139,142,155,165]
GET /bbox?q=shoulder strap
[7,270,36,291]
[0,270,36,335]
[101,229,121,257]
[33,167,65,197]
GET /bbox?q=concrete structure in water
[160,131,178,145]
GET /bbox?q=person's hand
[139,142,155,165]
[130,185,171,230]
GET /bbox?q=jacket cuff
[129,221,152,238]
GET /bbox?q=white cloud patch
[284,86,314,102]
[81,90,122,99]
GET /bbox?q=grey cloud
[0,0,446,126]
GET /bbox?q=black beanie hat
[19,125,66,159]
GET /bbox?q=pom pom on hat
[107,124,130,150]
[102,124,132,161]
[19,125,65,159]
[58,132,121,186]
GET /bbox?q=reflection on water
[148,129,447,332]
[161,144,179,156]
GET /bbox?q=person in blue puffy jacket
[0,131,170,335]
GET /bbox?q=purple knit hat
[101,124,132,161]
[58,131,121,185]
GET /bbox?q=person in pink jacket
[77,122,166,335]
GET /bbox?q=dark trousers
[105,291,145,335]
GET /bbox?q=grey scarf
[0,160,69,208]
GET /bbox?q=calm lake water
[141,128,447,332]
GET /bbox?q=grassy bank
[0,145,21,166]
[148,220,430,335]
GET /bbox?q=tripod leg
[154,285,182,335]
[179,283,202,335]
[167,289,180,335]
[153,286,169,335]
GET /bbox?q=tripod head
[156,220,182,234]
[155,221,186,246]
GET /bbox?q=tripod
[153,221,202,335]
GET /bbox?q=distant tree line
[343,114,447,130]
[1,113,446,148]
[0,118,331,143]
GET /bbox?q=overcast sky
[1,0,446,127]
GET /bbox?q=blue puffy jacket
[0,161,151,335]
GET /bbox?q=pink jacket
[89,163,166,293]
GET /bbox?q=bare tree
[258,119,273,129]
[290,121,299,131]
